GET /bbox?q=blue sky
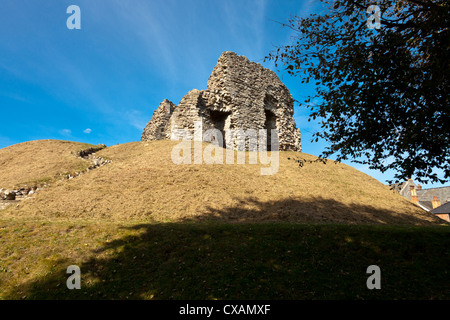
[0,0,446,188]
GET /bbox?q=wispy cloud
[274,0,317,46]
[125,109,147,131]
[83,128,92,134]
[109,0,178,79]
[0,91,29,103]
[59,129,72,137]
[221,0,268,60]
[0,135,14,149]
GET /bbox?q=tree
[266,0,449,184]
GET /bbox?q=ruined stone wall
[142,51,302,152]
[206,52,302,151]
[141,99,175,141]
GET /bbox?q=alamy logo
[66,5,81,30]
[366,265,381,289]
[66,265,81,289]
[367,5,381,30]
[171,121,280,175]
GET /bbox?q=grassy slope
[0,140,96,189]
[0,140,448,300]
[0,219,448,300]
[2,140,442,225]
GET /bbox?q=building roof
[391,180,450,201]
[431,202,450,215]
[390,180,416,198]
[418,201,433,211]
[416,186,450,202]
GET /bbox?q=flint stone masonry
[141,51,301,151]
[141,99,176,141]
[76,144,107,158]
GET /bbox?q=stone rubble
[0,144,111,210]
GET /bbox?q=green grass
[1,219,448,300]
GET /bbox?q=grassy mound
[0,139,448,300]
[0,140,97,189]
[1,140,442,225]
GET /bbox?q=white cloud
[59,129,72,136]
[83,128,92,134]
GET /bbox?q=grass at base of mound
[1,218,448,300]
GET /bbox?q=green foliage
[267,0,449,184]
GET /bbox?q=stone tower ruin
[141,51,301,152]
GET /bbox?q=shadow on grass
[190,196,442,225]
[6,197,449,300]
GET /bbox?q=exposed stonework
[141,99,176,141]
[142,51,301,151]
[0,145,112,210]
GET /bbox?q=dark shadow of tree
[188,196,442,225]
[6,197,449,300]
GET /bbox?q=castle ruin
[141,51,301,152]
